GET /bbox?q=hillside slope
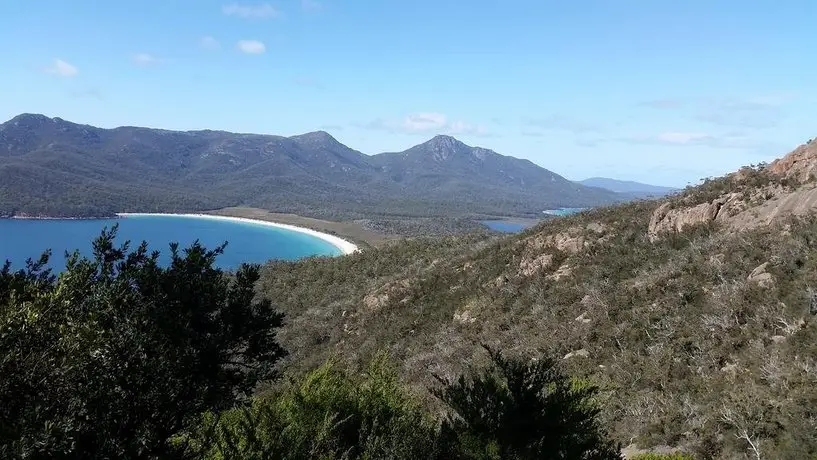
[258,139,817,459]
[0,114,622,220]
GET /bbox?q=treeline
[1,229,628,459]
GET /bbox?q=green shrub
[0,227,286,459]
[190,353,443,460]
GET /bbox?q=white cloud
[45,59,78,77]
[201,36,221,50]
[222,3,281,19]
[402,112,448,133]
[236,40,266,54]
[362,113,488,136]
[133,53,159,65]
[302,0,322,11]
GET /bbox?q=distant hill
[0,114,624,220]
[577,177,679,198]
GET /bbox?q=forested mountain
[256,138,817,458]
[0,114,622,220]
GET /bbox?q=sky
[1,0,816,187]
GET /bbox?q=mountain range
[577,177,680,198]
[0,114,623,220]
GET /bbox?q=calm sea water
[542,208,587,216]
[0,215,341,272]
[480,220,531,233]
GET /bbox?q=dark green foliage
[189,354,445,459]
[188,351,619,460]
[0,226,286,459]
[435,346,621,460]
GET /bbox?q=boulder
[518,253,554,277]
[563,349,589,359]
[747,262,775,288]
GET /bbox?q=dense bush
[189,350,621,460]
[435,346,621,460]
[0,227,286,459]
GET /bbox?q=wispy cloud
[361,113,489,137]
[618,131,764,150]
[638,94,794,129]
[132,53,160,66]
[236,40,266,54]
[44,59,78,77]
[638,99,684,109]
[200,36,221,50]
[222,3,282,19]
[301,0,322,11]
[695,96,793,129]
[525,115,602,134]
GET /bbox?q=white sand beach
[116,213,359,255]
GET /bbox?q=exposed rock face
[729,185,817,229]
[363,279,411,312]
[547,264,573,281]
[563,349,589,359]
[747,262,775,288]
[647,194,743,241]
[525,229,586,254]
[518,253,554,277]
[767,140,817,183]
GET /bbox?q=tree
[0,226,286,459]
[434,346,622,460]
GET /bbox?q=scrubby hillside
[258,140,817,459]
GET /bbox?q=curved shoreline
[116,213,359,256]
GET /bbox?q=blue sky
[1,0,815,187]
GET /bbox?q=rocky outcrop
[563,349,589,359]
[729,185,817,229]
[767,140,817,183]
[363,279,412,312]
[747,262,775,288]
[518,253,554,277]
[647,194,743,241]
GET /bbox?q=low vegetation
[1,230,621,459]
[257,171,817,458]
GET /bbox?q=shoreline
[116,213,359,256]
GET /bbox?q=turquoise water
[0,215,342,272]
[542,208,587,216]
[480,220,532,233]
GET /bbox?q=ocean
[0,214,342,272]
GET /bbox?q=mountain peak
[4,113,56,127]
[426,134,466,149]
[289,130,342,147]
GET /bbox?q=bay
[480,220,531,233]
[0,214,342,272]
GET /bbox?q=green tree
[434,346,622,460]
[192,353,443,460]
[0,226,286,459]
